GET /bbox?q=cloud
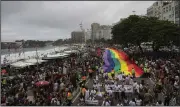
[1,1,154,42]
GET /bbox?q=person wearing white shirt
[93,83,97,90]
[135,83,140,93]
[174,80,179,90]
[125,76,130,85]
[96,75,98,81]
[129,99,136,106]
[129,78,134,85]
[97,90,102,97]
[102,99,111,106]
[135,97,142,106]
[175,75,179,82]
[170,96,176,106]
[60,82,65,91]
[156,100,164,106]
[114,84,120,100]
[85,89,90,100]
[139,83,143,89]
[97,83,101,92]
[53,82,59,92]
[118,74,123,81]
[120,85,126,100]
[107,87,113,97]
[133,81,137,89]
[91,88,96,97]
[105,84,110,91]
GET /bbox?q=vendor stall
[11,61,35,68]
[42,53,69,60]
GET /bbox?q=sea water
[1,46,68,65]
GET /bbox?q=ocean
[1,45,68,64]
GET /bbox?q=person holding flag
[132,68,135,78]
[144,66,147,77]
[111,69,115,80]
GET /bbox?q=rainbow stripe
[103,48,144,77]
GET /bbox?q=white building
[91,23,112,41]
[91,23,100,42]
[147,1,180,25]
[99,25,112,40]
[85,29,91,41]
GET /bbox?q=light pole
[80,23,86,44]
[132,11,136,15]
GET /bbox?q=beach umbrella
[88,69,93,73]
[35,81,49,87]
[1,69,7,75]
[82,76,86,80]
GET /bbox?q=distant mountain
[1,40,54,49]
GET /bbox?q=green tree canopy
[111,15,180,52]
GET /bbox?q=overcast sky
[1,1,154,42]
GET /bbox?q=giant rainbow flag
[103,48,144,77]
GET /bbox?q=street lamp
[79,23,86,44]
[132,11,136,15]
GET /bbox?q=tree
[111,15,180,52]
[112,15,150,53]
[149,18,180,51]
[53,39,63,46]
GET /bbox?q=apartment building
[71,31,85,43]
[91,23,112,41]
[147,1,180,25]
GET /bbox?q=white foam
[1,46,68,65]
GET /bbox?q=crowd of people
[75,45,180,106]
[1,44,180,106]
[137,55,180,106]
[1,46,101,106]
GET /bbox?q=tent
[11,61,35,68]
[25,59,47,64]
[42,53,69,60]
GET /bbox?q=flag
[103,48,144,77]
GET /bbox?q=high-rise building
[91,23,100,42]
[71,31,85,43]
[91,23,112,41]
[99,25,112,40]
[147,1,180,26]
[175,1,180,26]
[85,29,91,41]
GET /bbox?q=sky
[1,1,155,42]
